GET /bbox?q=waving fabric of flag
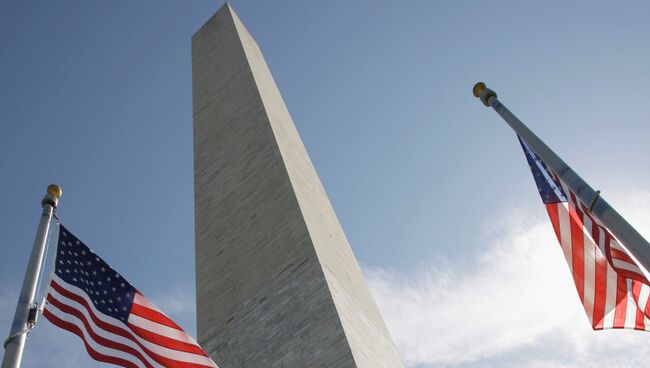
[42,225,218,368]
[518,136,650,331]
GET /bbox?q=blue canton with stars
[54,225,136,325]
[518,136,568,204]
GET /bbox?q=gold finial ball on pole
[473,82,497,106]
[473,82,487,98]
[47,184,63,199]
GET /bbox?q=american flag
[43,225,218,368]
[519,136,650,330]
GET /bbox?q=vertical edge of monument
[192,4,404,367]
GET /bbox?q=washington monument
[192,4,404,367]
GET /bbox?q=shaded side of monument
[192,4,404,367]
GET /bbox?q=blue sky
[1,1,650,367]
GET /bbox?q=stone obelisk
[192,4,404,367]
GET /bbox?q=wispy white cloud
[367,190,650,368]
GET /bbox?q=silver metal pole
[473,82,650,271]
[1,185,62,368]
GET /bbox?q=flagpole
[2,185,62,368]
[472,82,650,271]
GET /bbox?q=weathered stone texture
[192,4,404,367]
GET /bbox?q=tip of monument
[219,1,239,16]
[219,2,232,11]
[193,2,240,39]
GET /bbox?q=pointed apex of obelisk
[219,1,236,18]
[193,2,239,40]
[225,1,239,12]
[215,2,242,20]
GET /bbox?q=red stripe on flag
[613,276,628,328]
[130,303,182,331]
[43,309,139,368]
[636,308,645,331]
[632,282,646,330]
